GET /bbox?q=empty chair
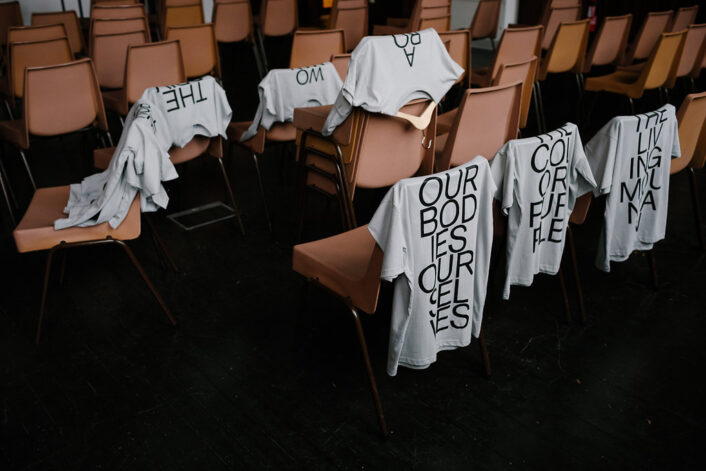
[373,0,451,35]
[167,23,221,79]
[469,0,500,51]
[91,3,147,19]
[7,24,68,44]
[329,0,368,51]
[542,4,581,50]
[212,0,264,77]
[90,17,151,38]
[0,1,22,49]
[493,57,538,131]
[91,31,149,90]
[671,5,699,33]
[622,10,673,65]
[331,53,351,80]
[471,25,542,88]
[585,31,686,115]
[31,11,85,56]
[161,0,205,36]
[583,14,632,74]
[255,0,299,70]
[671,24,706,92]
[290,29,345,68]
[438,30,471,88]
[435,82,522,171]
[418,0,452,32]
[91,0,139,5]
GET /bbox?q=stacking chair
[330,53,351,80]
[471,25,542,88]
[622,11,673,66]
[212,0,265,78]
[91,0,140,5]
[435,82,522,171]
[166,23,221,79]
[255,0,299,70]
[31,11,85,56]
[469,0,500,52]
[671,6,699,33]
[583,14,632,74]
[538,0,580,30]
[290,29,345,68]
[90,17,151,38]
[7,24,68,45]
[91,31,149,91]
[0,1,22,50]
[541,4,581,51]
[584,31,687,115]
[418,1,452,32]
[438,30,471,88]
[373,0,451,35]
[493,57,538,131]
[161,0,205,37]
[91,3,147,20]
[328,0,368,51]
[670,24,706,93]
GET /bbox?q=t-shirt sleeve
[368,185,406,281]
[489,142,515,215]
[671,113,681,158]
[570,129,597,197]
[584,125,619,196]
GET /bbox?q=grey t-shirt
[322,28,464,136]
[241,62,343,141]
[490,123,596,299]
[584,105,680,271]
[368,157,495,376]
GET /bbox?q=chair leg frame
[251,152,273,231]
[216,157,246,236]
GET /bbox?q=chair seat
[584,70,643,98]
[470,67,492,87]
[102,88,128,116]
[292,225,380,313]
[436,108,456,135]
[93,136,213,170]
[227,121,297,154]
[616,62,645,73]
[0,119,28,149]
[292,105,355,146]
[13,185,141,253]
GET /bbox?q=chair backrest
[260,0,299,37]
[91,4,147,20]
[539,0,581,29]
[539,19,589,79]
[418,0,452,32]
[31,11,85,55]
[673,24,706,81]
[92,0,139,5]
[10,38,73,99]
[125,40,186,104]
[674,92,706,172]
[493,57,537,129]
[8,24,68,44]
[584,14,632,72]
[671,5,699,33]
[437,81,522,171]
[542,5,581,50]
[0,1,22,47]
[167,23,221,78]
[24,58,108,139]
[290,29,345,68]
[90,17,150,38]
[625,10,673,64]
[353,99,436,190]
[438,30,471,87]
[470,0,500,40]
[330,0,368,51]
[489,26,543,85]
[163,2,205,35]
[639,30,686,91]
[212,0,253,43]
[330,53,351,81]
[91,30,148,89]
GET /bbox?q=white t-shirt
[584,105,680,271]
[241,62,343,141]
[322,28,464,136]
[490,123,596,299]
[368,157,496,376]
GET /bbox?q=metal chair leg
[349,306,388,437]
[115,239,176,325]
[558,266,572,323]
[19,149,36,190]
[36,246,58,344]
[252,153,272,231]
[567,226,587,323]
[478,329,491,377]
[535,81,547,134]
[688,167,705,249]
[646,249,659,290]
[105,130,115,147]
[216,157,246,236]
[0,158,16,226]
[627,96,635,115]
[532,82,544,134]
[144,213,179,272]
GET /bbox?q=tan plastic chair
[7,24,68,44]
[212,0,265,78]
[585,31,686,114]
[0,58,111,196]
[91,30,149,90]
[0,1,22,48]
[162,0,205,37]
[671,24,706,92]
[470,0,500,51]
[373,0,451,35]
[493,57,538,130]
[91,0,139,5]
[541,5,581,50]
[31,11,85,56]
[329,0,368,51]
[622,11,673,65]
[90,4,147,20]
[102,39,186,117]
[331,53,351,80]
[471,25,542,88]
[290,29,345,68]
[671,6,699,33]
[583,14,632,73]
[167,23,221,79]
[438,30,471,88]
[90,17,151,38]
[435,82,522,171]
[254,0,299,71]
[14,186,174,344]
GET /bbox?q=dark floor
[1,46,706,470]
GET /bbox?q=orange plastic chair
[438,30,471,88]
[162,0,205,37]
[255,0,299,71]
[671,24,706,92]
[329,0,368,51]
[471,25,542,88]
[583,14,632,73]
[493,57,538,130]
[330,53,351,81]
[290,29,345,68]
[91,30,148,90]
[671,5,699,33]
[90,17,151,38]
[7,24,68,44]
[585,31,686,114]
[0,1,22,48]
[90,4,147,20]
[541,4,581,51]
[469,0,500,51]
[166,23,221,79]
[6,38,73,102]
[31,11,85,56]
[212,0,264,77]
[91,0,139,5]
[373,0,450,35]
[622,10,673,65]
[435,82,522,171]
[418,1,452,32]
